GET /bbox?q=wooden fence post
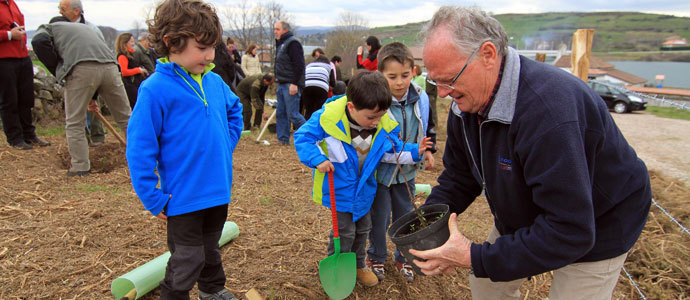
[571,29,594,82]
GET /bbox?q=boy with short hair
[125,0,243,299]
[294,71,432,287]
[367,42,436,283]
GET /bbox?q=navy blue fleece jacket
[425,48,651,281]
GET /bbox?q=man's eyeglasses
[427,46,480,91]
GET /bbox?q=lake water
[610,61,690,89]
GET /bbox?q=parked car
[587,81,647,113]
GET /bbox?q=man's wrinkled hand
[409,213,472,276]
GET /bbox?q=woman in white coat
[241,44,262,76]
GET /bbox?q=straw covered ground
[0,99,688,299]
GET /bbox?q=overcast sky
[17,0,690,32]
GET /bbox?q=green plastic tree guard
[110,221,240,300]
[415,184,431,197]
[241,130,251,137]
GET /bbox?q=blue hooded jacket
[294,96,422,221]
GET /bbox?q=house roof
[605,69,647,85]
[554,56,646,85]
[553,56,615,69]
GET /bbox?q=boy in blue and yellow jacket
[294,71,431,287]
[126,0,243,299]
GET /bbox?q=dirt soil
[0,102,688,299]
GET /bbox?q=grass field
[646,105,690,121]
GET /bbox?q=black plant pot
[387,204,450,275]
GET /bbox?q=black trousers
[160,204,228,300]
[0,57,36,145]
[302,86,328,122]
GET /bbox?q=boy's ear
[162,35,170,47]
[346,102,355,112]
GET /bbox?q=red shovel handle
[328,171,339,238]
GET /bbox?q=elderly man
[409,6,651,300]
[32,17,131,176]
[133,32,155,75]
[273,20,306,145]
[0,0,50,149]
[58,0,107,147]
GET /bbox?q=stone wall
[32,64,64,123]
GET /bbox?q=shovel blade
[319,252,356,300]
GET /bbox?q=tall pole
[571,29,594,82]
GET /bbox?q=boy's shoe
[356,267,379,287]
[366,258,385,280]
[396,262,415,282]
[198,288,237,300]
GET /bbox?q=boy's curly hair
[147,0,222,57]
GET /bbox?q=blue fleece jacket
[126,58,244,216]
[425,48,651,281]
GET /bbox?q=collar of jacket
[319,96,397,144]
[276,31,294,44]
[452,47,520,123]
[157,56,215,77]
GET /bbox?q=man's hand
[424,151,435,170]
[408,213,472,276]
[10,26,26,41]
[418,136,433,156]
[289,84,298,96]
[263,113,269,121]
[139,67,149,76]
[357,46,363,55]
[87,99,99,113]
[316,160,334,173]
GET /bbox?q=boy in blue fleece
[367,42,437,283]
[294,71,432,287]
[125,0,242,299]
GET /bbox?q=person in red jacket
[115,32,148,108]
[0,0,51,150]
[356,35,381,71]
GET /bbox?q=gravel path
[611,112,690,186]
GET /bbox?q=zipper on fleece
[173,68,209,115]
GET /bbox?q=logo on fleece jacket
[498,155,512,171]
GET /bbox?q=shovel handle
[94,110,127,146]
[328,171,339,238]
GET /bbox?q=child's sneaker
[366,258,385,280]
[198,288,237,300]
[356,267,379,287]
[396,262,415,282]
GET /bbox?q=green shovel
[319,171,356,300]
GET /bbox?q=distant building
[554,56,647,86]
[661,37,689,51]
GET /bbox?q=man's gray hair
[70,0,83,12]
[422,6,508,57]
[137,32,149,41]
[279,20,291,32]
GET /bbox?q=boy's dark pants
[160,204,228,300]
[327,211,371,269]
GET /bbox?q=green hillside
[372,11,690,53]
